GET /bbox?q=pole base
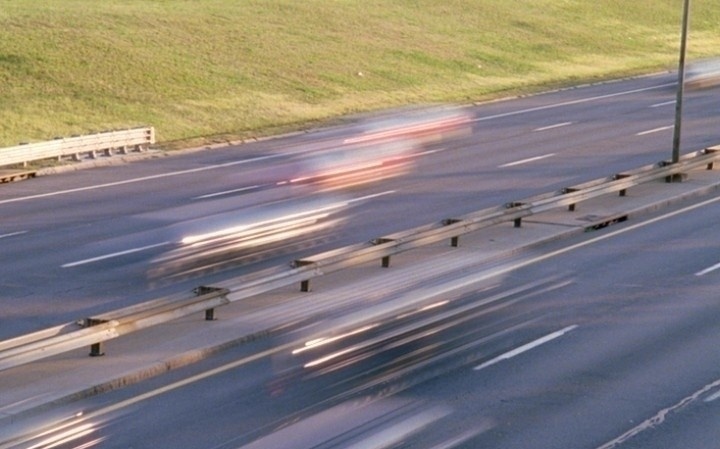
[666,173,689,183]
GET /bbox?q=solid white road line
[695,261,720,276]
[596,377,720,449]
[62,242,172,268]
[472,82,675,123]
[650,100,675,108]
[473,324,578,371]
[0,154,282,206]
[0,230,27,239]
[503,195,720,279]
[499,153,555,168]
[704,389,720,402]
[636,125,673,136]
[533,122,573,132]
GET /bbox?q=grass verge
[1,0,718,149]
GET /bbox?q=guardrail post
[84,318,109,357]
[705,148,718,170]
[666,172,688,183]
[293,260,314,292]
[372,238,395,267]
[18,142,29,168]
[506,202,525,227]
[562,188,579,211]
[613,174,631,196]
[442,219,462,247]
[657,161,689,183]
[194,286,225,320]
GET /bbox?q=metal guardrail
[0,288,228,371]
[0,146,717,372]
[0,127,155,169]
[290,146,719,289]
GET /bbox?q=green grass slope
[1,0,718,148]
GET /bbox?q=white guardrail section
[0,146,717,372]
[0,127,155,168]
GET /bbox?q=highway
[3,188,718,449]
[1,72,718,340]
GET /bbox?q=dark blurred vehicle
[685,58,720,89]
[265,281,549,399]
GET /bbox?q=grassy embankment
[1,0,719,149]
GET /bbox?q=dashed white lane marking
[636,125,673,136]
[499,153,555,168]
[61,191,395,268]
[193,185,263,199]
[650,100,675,108]
[347,190,395,204]
[534,122,573,132]
[0,230,27,239]
[473,324,578,371]
[695,261,720,276]
[62,242,172,268]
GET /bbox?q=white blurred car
[685,58,720,89]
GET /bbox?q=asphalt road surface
[1,72,718,340]
[4,187,718,449]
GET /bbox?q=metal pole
[672,0,691,164]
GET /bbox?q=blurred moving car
[148,194,350,280]
[148,105,472,279]
[265,279,550,399]
[286,105,473,191]
[685,58,720,89]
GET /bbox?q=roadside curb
[35,150,168,175]
[0,328,275,426]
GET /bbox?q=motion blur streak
[24,422,97,449]
[287,105,472,191]
[145,105,472,280]
[236,399,453,449]
[341,406,451,449]
[65,439,104,449]
[149,195,349,280]
[1,411,118,449]
[179,199,348,245]
[268,277,572,405]
[685,58,720,89]
[293,324,380,355]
